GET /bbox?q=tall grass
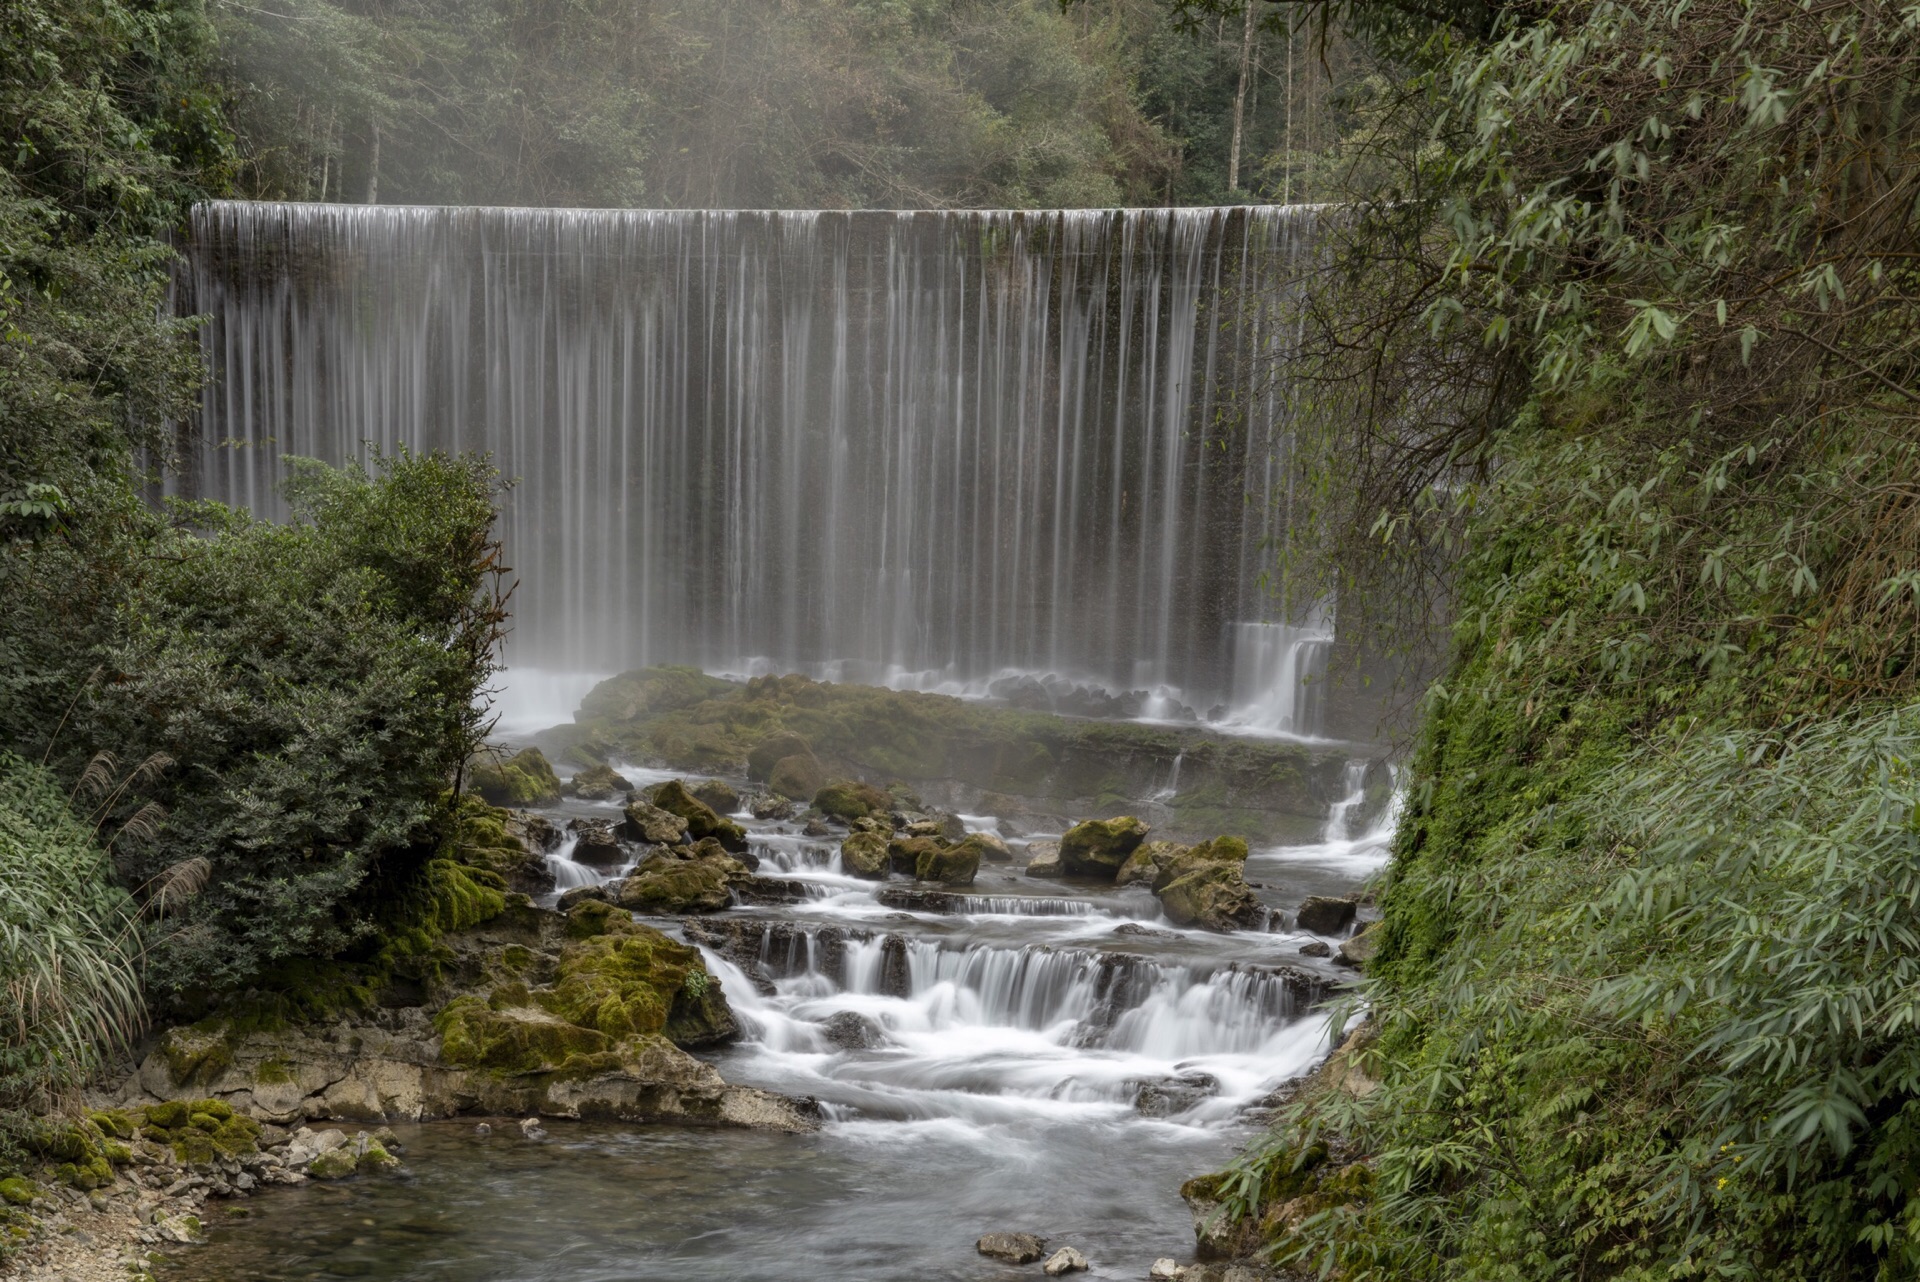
[0,753,142,1109]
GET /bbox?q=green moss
[647,780,748,850]
[86,1110,137,1140]
[0,1178,36,1206]
[467,747,563,807]
[253,1058,293,1086]
[565,899,639,940]
[144,1100,190,1130]
[813,779,892,821]
[434,996,613,1074]
[1059,815,1148,877]
[541,924,736,1048]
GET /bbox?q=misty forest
[1,0,1916,1278]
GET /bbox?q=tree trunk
[1227,1,1257,193]
[366,117,381,204]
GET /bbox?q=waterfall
[175,201,1337,731]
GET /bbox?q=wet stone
[977,1232,1048,1263]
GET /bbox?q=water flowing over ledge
[174,202,1345,735]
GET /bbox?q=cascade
[175,201,1335,731]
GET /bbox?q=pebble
[474,1122,492,1137]
[518,1117,547,1141]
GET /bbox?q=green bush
[0,453,506,998]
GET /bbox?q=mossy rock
[952,831,1012,864]
[840,831,891,879]
[649,780,749,852]
[747,731,814,782]
[914,840,981,887]
[87,1110,138,1140]
[567,762,634,801]
[469,747,563,807]
[543,924,737,1048]
[159,1026,234,1089]
[691,779,741,815]
[307,1149,359,1180]
[1060,815,1149,878]
[435,996,615,1074]
[357,1143,402,1175]
[768,752,828,801]
[814,779,892,822]
[887,835,942,876]
[1157,862,1265,932]
[565,898,641,940]
[1153,835,1249,892]
[621,799,690,845]
[1116,840,1188,888]
[613,848,742,914]
[577,666,736,725]
[0,1178,36,1207]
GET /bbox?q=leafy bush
[0,755,141,1109]
[0,453,506,999]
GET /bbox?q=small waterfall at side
[174,202,1340,733]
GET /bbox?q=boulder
[691,779,741,816]
[1116,839,1188,888]
[1295,896,1358,936]
[505,812,562,852]
[468,747,563,807]
[802,817,831,838]
[556,884,611,911]
[953,831,1012,863]
[819,1011,887,1051]
[1060,816,1149,878]
[813,779,893,822]
[566,762,634,801]
[566,818,625,867]
[1151,836,1250,892]
[613,840,750,914]
[1297,940,1332,958]
[885,835,939,877]
[1024,840,1064,878]
[1043,1246,1089,1276]
[749,793,797,821]
[649,780,749,853]
[620,799,690,846]
[840,831,891,880]
[914,840,980,887]
[977,1233,1048,1264]
[747,732,814,783]
[1133,1072,1219,1117]
[1157,862,1266,932]
[1336,920,1382,969]
[768,752,828,802]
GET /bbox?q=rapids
[160,763,1395,1281]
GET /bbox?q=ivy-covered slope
[1192,0,1920,1275]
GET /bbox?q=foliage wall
[1205,0,1920,1275]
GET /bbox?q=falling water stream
[161,764,1396,1282]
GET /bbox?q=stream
[160,761,1394,1281]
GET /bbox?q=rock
[691,779,741,815]
[840,831,891,880]
[283,1128,349,1168]
[1111,922,1178,940]
[812,779,893,822]
[819,1011,886,1050]
[474,1123,492,1137]
[565,762,634,801]
[1150,1260,1183,1281]
[620,799,691,845]
[750,793,797,820]
[802,817,830,837]
[519,1117,547,1140]
[977,1232,1048,1264]
[953,830,1012,864]
[566,818,625,867]
[875,886,964,913]
[506,811,563,852]
[1297,940,1332,958]
[886,834,941,876]
[469,747,563,807]
[747,732,813,783]
[155,1213,202,1243]
[1133,1072,1219,1117]
[1024,840,1064,877]
[768,752,829,802]
[306,1148,358,1180]
[649,779,750,852]
[1151,836,1250,892]
[1295,896,1358,936]
[1336,920,1382,969]
[1043,1246,1088,1275]
[614,841,749,914]
[556,884,611,911]
[1157,860,1266,933]
[913,840,980,887]
[1116,839,1187,887]
[1060,816,1149,878]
